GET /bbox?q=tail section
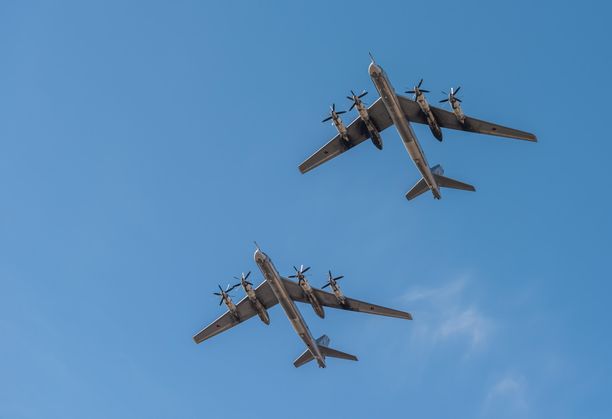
[405,165,475,200]
[293,348,315,368]
[406,178,429,200]
[434,173,476,192]
[293,335,358,368]
[318,345,358,362]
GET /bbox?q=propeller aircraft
[193,246,412,368]
[299,56,537,201]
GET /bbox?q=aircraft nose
[254,248,267,263]
[368,62,381,76]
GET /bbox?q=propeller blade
[455,98,462,103]
[454,86,461,94]
[322,116,332,123]
[418,78,423,88]
[218,299,223,306]
[302,266,311,274]
[213,292,222,296]
[244,271,251,280]
[358,91,368,98]
[439,98,449,103]
[346,96,354,101]
[218,284,224,292]
[349,103,356,111]
[288,274,297,278]
[333,275,344,281]
[332,103,336,111]
[336,111,346,115]
[420,89,430,93]
[405,90,415,94]
[322,283,331,289]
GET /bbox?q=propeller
[288,265,311,281]
[439,86,462,103]
[322,103,346,123]
[405,78,430,98]
[346,90,368,111]
[213,283,239,305]
[233,271,252,286]
[322,270,344,289]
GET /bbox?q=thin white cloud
[401,276,493,353]
[437,307,491,347]
[402,277,467,303]
[482,374,529,418]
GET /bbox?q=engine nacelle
[450,98,465,124]
[353,99,383,150]
[328,281,346,305]
[223,297,240,321]
[299,279,325,319]
[415,92,443,141]
[442,87,465,124]
[243,283,270,325]
[333,119,350,144]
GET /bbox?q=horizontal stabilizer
[319,345,358,362]
[293,348,315,368]
[433,173,476,192]
[406,178,429,200]
[293,335,358,368]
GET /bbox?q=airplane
[299,56,537,201]
[193,246,412,368]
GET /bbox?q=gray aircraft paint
[254,248,327,368]
[368,61,442,199]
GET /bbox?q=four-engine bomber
[300,57,537,201]
[193,246,412,368]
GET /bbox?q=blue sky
[1,1,611,418]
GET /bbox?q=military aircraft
[299,56,537,200]
[193,246,412,368]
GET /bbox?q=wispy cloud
[401,276,493,354]
[437,307,490,347]
[402,277,468,303]
[482,374,529,418]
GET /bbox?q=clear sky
[1,1,611,418]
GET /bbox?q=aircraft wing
[281,278,412,320]
[192,281,278,344]
[396,94,537,141]
[299,97,393,174]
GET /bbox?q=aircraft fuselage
[368,62,441,199]
[254,249,326,368]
